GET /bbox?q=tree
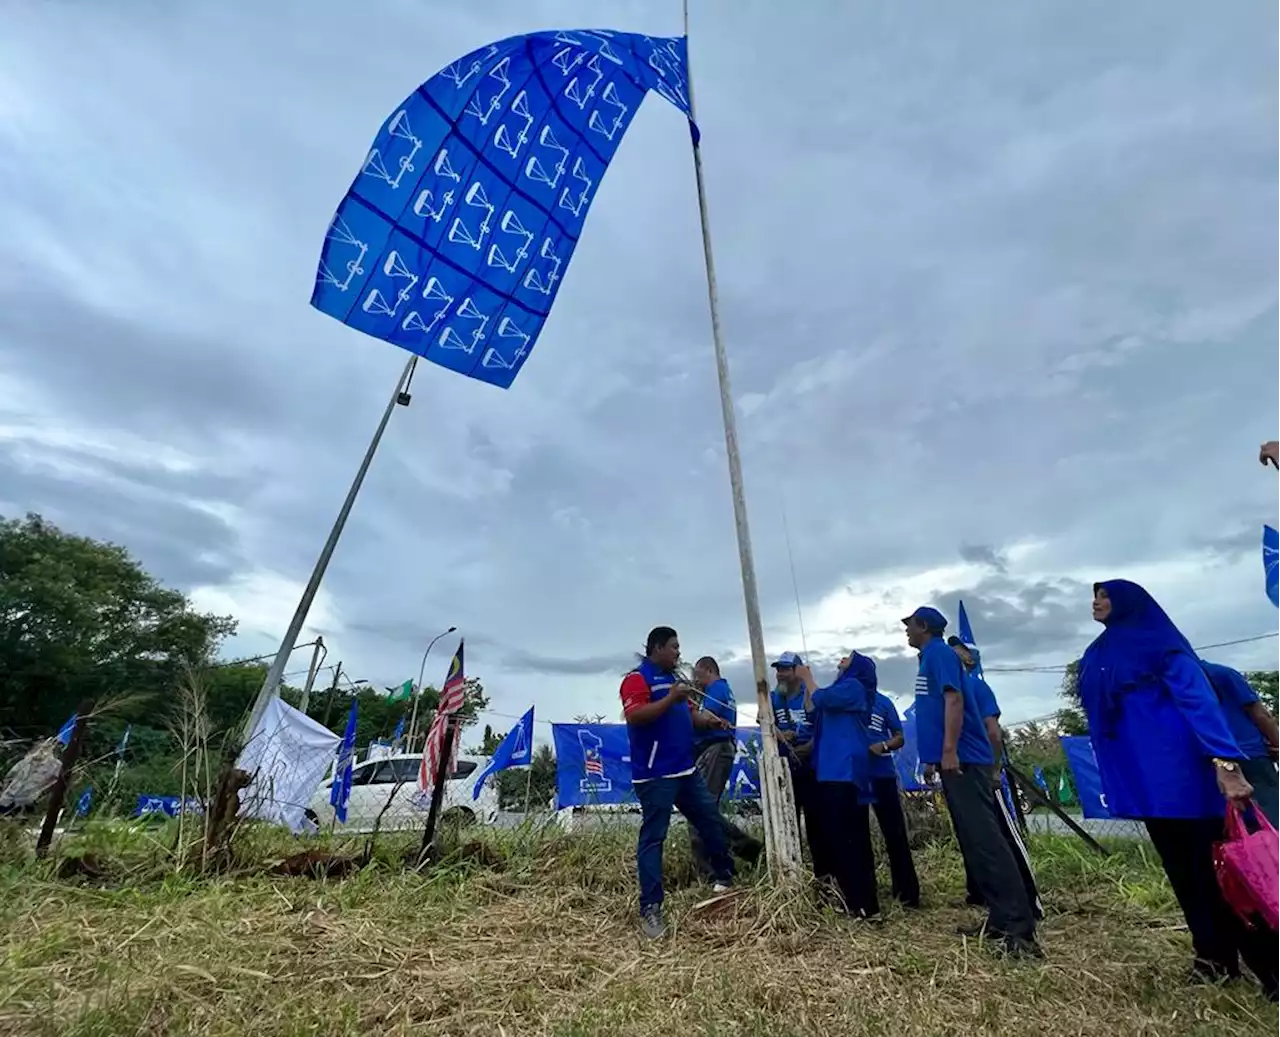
[0,513,235,737]
[1245,671,1279,715]
[496,743,557,811]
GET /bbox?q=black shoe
[1001,935,1044,960]
[1188,959,1238,986]
[957,921,1009,940]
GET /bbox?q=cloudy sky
[1,0,1276,740]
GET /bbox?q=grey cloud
[959,544,1009,574]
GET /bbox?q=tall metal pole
[297,636,326,715]
[243,357,417,742]
[408,626,457,753]
[682,1,801,878]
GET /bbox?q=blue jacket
[1080,580,1243,820]
[624,658,695,782]
[810,676,874,794]
[693,677,737,752]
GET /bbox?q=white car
[306,753,499,832]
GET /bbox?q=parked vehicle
[306,753,498,832]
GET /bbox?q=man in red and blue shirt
[620,626,734,938]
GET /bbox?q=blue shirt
[967,672,1000,721]
[912,638,994,766]
[809,678,873,793]
[1201,661,1267,760]
[693,678,737,752]
[867,694,902,780]
[770,685,814,763]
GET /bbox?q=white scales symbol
[587,81,629,141]
[564,54,605,110]
[494,91,534,160]
[401,276,455,339]
[487,210,535,273]
[525,125,569,189]
[361,109,422,190]
[482,317,533,371]
[360,249,418,318]
[464,57,512,126]
[443,44,499,90]
[447,182,495,251]
[558,157,593,218]
[522,237,562,296]
[412,148,462,223]
[438,297,491,354]
[644,37,688,109]
[316,214,367,292]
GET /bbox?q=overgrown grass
[0,820,1275,1036]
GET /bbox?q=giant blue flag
[1264,524,1278,607]
[313,30,694,389]
[330,701,359,823]
[472,706,534,799]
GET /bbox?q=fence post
[36,710,89,858]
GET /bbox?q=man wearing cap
[949,636,1043,921]
[769,651,820,855]
[904,606,1040,956]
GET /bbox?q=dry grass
[0,821,1275,1036]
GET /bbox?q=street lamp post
[407,626,457,753]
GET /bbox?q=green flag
[389,679,413,702]
[1057,771,1072,805]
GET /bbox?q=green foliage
[0,513,236,738]
[495,744,556,810]
[1245,670,1278,714]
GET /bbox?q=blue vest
[626,658,696,782]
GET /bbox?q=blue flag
[391,715,406,745]
[55,713,78,747]
[1033,765,1049,794]
[1264,524,1278,607]
[312,30,694,389]
[1059,736,1112,819]
[75,787,93,817]
[330,701,359,823]
[471,706,535,799]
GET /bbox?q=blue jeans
[634,772,734,910]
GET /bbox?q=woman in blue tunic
[1079,580,1275,996]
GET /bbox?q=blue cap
[770,651,804,669]
[902,606,948,633]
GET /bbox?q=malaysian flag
[419,640,466,797]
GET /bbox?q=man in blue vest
[689,656,764,872]
[905,606,1039,956]
[620,626,734,939]
[770,651,820,853]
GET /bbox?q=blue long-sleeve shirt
[1083,652,1244,819]
[693,677,737,752]
[810,678,873,793]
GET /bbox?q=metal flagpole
[682,0,802,878]
[244,357,418,742]
[780,504,809,658]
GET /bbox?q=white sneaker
[712,882,732,895]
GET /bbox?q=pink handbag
[1214,801,1279,931]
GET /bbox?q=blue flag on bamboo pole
[312,30,695,388]
[1264,525,1278,607]
[330,701,359,823]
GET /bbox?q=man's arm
[941,688,964,773]
[984,716,1004,758]
[1245,700,1280,754]
[870,731,905,754]
[621,673,689,726]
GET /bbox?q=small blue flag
[330,701,359,823]
[1263,525,1278,607]
[1033,766,1049,794]
[472,706,534,800]
[116,725,131,757]
[392,715,406,745]
[957,600,977,648]
[55,714,78,746]
[75,787,93,816]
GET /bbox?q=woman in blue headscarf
[1079,580,1274,996]
[797,653,878,918]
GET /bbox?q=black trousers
[963,770,1042,919]
[790,760,821,855]
[812,781,880,917]
[690,740,763,871]
[942,765,1036,940]
[871,776,921,906]
[1146,816,1277,996]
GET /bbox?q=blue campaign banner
[1059,735,1112,819]
[134,795,204,819]
[551,724,765,808]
